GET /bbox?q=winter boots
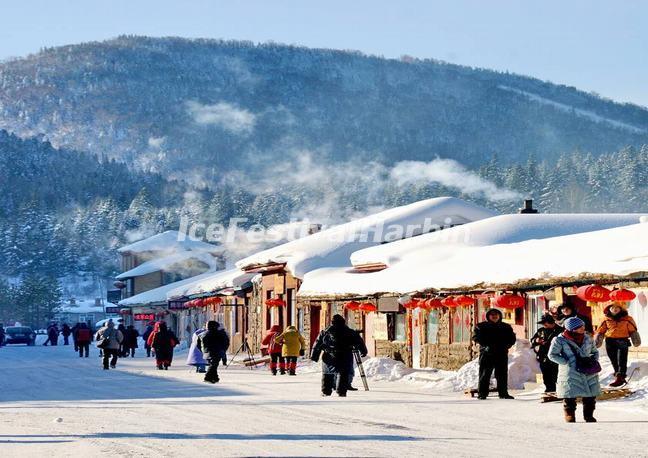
[563,398,596,423]
[564,408,576,423]
[609,374,626,387]
[582,398,597,423]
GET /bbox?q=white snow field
[1,346,648,458]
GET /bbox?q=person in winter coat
[275,325,306,376]
[147,322,179,370]
[186,328,208,373]
[531,314,563,393]
[342,329,368,391]
[0,324,5,346]
[122,325,140,357]
[198,321,230,383]
[74,322,93,357]
[117,323,128,356]
[43,324,59,346]
[142,324,154,357]
[595,303,641,387]
[557,304,593,333]
[61,323,72,345]
[95,320,124,370]
[262,325,285,375]
[472,308,516,400]
[548,317,601,423]
[311,314,366,397]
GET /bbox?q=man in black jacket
[530,314,563,393]
[311,314,367,397]
[198,321,230,384]
[472,308,516,400]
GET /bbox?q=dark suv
[5,326,36,345]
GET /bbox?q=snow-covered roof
[118,271,217,306]
[58,299,105,314]
[298,221,648,297]
[166,268,257,300]
[350,213,648,267]
[116,251,219,280]
[117,230,222,254]
[235,197,496,279]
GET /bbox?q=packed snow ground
[2,344,648,457]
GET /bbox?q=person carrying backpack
[198,321,230,383]
[311,314,366,397]
[274,326,306,376]
[95,320,124,370]
[147,321,179,370]
[74,322,93,357]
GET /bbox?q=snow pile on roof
[299,220,648,297]
[236,197,496,279]
[116,251,219,280]
[58,299,105,314]
[118,271,217,306]
[167,268,257,299]
[118,230,222,254]
[351,213,647,267]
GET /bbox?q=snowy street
[2,345,648,457]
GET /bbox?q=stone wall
[375,340,411,366]
[421,342,473,370]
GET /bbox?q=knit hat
[563,316,585,331]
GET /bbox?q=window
[298,308,305,334]
[451,307,472,343]
[426,310,439,344]
[394,313,406,341]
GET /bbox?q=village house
[297,212,648,369]
[114,231,224,331]
[234,197,498,353]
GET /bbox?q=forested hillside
[0,36,647,183]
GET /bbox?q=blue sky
[2,0,646,106]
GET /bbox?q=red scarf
[563,330,585,345]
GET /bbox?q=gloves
[361,352,367,358]
[630,331,642,347]
[299,349,305,357]
[595,333,604,348]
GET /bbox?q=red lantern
[359,302,377,313]
[266,298,286,307]
[576,285,611,303]
[195,298,205,307]
[423,298,443,310]
[345,301,361,311]
[213,296,223,305]
[441,296,457,307]
[496,293,525,309]
[403,299,420,310]
[609,289,636,302]
[454,295,476,307]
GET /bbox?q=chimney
[519,199,538,214]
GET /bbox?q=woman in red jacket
[262,325,285,375]
[147,322,179,370]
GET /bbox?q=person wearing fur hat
[595,303,641,387]
[531,314,563,393]
[472,308,517,400]
[548,317,601,423]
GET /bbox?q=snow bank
[358,341,539,392]
[167,268,257,300]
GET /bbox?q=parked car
[5,326,36,345]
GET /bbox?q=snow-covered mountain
[0,35,647,183]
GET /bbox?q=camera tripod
[225,339,257,370]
